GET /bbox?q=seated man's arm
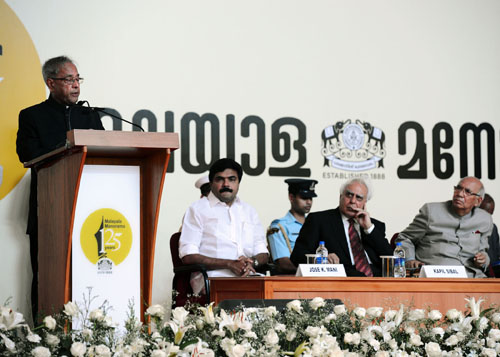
[396,204,430,268]
[182,254,254,276]
[267,222,297,272]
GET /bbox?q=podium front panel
[72,165,141,325]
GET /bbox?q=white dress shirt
[179,192,268,278]
[341,214,375,265]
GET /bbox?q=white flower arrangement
[1,296,499,356]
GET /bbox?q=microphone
[76,100,145,132]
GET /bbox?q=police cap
[285,178,318,198]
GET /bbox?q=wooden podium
[25,129,179,316]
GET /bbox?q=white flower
[425,342,442,357]
[220,338,247,357]
[286,329,297,341]
[325,313,337,323]
[384,310,397,321]
[445,334,459,346]
[0,307,24,330]
[481,348,497,357]
[264,329,279,345]
[151,350,167,357]
[388,338,398,350]
[367,307,383,319]
[446,309,462,321]
[64,301,79,317]
[27,332,41,343]
[32,346,51,357]
[244,330,257,339]
[0,332,16,352]
[305,326,321,338]
[431,327,445,337]
[334,304,346,315]
[488,328,500,341]
[429,310,442,321]
[45,333,60,346]
[82,328,93,340]
[43,316,57,330]
[286,299,302,313]
[369,338,380,351]
[375,351,389,357]
[199,303,216,324]
[491,313,500,324]
[465,297,484,319]
[70,342,87,357]
[89,308,104,321]
[146,304,166,319]
[264,306,277,317]
[275,323,286,332]
[404,326,415,334]
[486,337,496,348]
[408,309,425,321]
[409,333,423,346]
[353,307,366,318]
[171,306,189,325]
[344,332,361,345]
[309,297,325,310]
[478,316,489,331]
[95,344,111,357]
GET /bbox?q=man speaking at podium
[16,56,104,320]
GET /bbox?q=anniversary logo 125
[80,208,133,274]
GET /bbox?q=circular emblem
[342,124,365,150]
[0,2,45,200]
[80,208,133,266]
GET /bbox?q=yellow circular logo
[0,0,46,200]
[80,208,133,266]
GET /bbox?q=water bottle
[315,241,328,264]
[394,242,406,278]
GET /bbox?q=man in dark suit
[16,55,104,320]
[290,178,393,276]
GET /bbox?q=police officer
[267,179,318,273]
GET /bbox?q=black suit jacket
[16,95,104,235]
[290,207,393,276]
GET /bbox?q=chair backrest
[390,233,399,250]
[170,231,183,268]
[169,231,209,307]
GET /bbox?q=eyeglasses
[344,189,365,202]
[50,77,84,85]
[453,185,480,197]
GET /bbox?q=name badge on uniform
[420,265,467,278]
[296,264,346,277]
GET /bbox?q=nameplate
[296,264,346,277]
[420,265,467,278]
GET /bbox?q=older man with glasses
[290,177,393,277]
[16,55,104,321]
[396,176,493,278]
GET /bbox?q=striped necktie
[348,219,373,277]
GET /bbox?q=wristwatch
[253,258,259,269]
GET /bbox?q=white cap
[194,175,210,189]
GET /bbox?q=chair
[169,232,210,307]
[390,233,399,250]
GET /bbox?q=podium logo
[0,1,45,200]
[80,208,133,269]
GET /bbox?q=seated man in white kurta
[179,158,269,294]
